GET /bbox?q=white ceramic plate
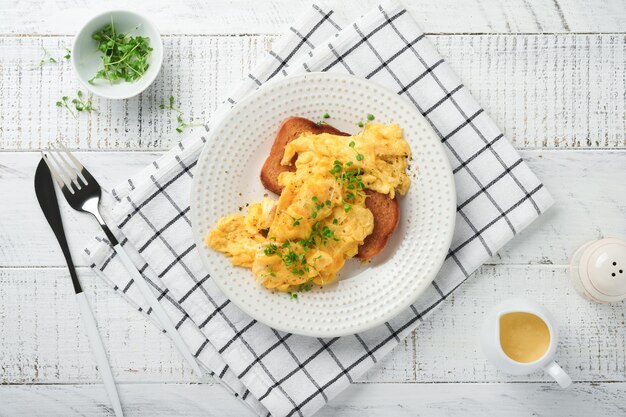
[191,73,456,337]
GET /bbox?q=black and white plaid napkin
[85,1,553,416]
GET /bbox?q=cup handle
[543,361,572,388]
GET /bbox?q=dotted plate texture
[190,73,456,338]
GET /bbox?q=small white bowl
[71,10,163,100]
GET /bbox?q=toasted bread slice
[260,117,400,261]
[355,190,400,260]
[260,117,348,194]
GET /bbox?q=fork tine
[56,142,84,171]
[41,152,67,189]
[55,143,88,185]
[46,147,79,192]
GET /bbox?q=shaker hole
[613,262,617,266]
[612,273,616,277]
[620,270,624,274]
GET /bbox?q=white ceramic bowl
[71,10,163,100]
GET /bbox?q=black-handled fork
[42,144,204,377]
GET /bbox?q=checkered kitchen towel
[85,1,554,416]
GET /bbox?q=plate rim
[190,72,456,337]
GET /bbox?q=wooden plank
[1,264,624,384]
[378,264,626,384]
[0,150,623,268]
[0,267,199,384]
[1,34,624,151]
[494,149,626,265]
[0,36,271,151]
[1,382,625,417]
[1,0,626,35]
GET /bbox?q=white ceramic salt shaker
[569,237,626,304]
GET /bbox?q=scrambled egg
[206,123,411,292]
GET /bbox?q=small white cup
[481,298,572,388]
[72,10,163,100]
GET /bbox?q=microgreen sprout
[160,95,202,133]
[298,278,314,292]
[55,96,75,118]
[264,243,278,256]
[347,140,365,162]
[310,196,329,220]
[159,95,181,113]
[38,47,57,66]
[71,90,96,113]
[63,47,71,60]
[290,215,303,226]
[89,19,152,84]
[55,91,97,118]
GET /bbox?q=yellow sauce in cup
[499,312,550,363]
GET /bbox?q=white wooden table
[1,0,625,416]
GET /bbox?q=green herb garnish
[55,96,74,117]
[264,243,278,256]
[290,216,302,226]
[367,113,375,121]
[323,112,330,119]
[38,47,57,66]
[298,278,314,292]
[310,196,329,220]
[160,95,202,133]
[72,90,96,113]
[56,91,96,118]
[89,19,152,84]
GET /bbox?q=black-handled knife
[34,159,82,293]
[34,158,124,417]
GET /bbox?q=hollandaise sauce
[499,312,551,363]
[206,123,411,292]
